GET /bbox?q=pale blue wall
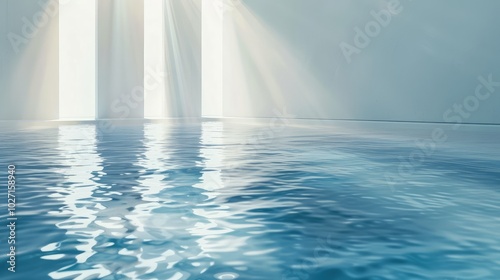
[223,0,500,124]
[0,0,59,121]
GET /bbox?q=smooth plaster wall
[223,0,500,124]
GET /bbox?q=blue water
[0,120,499,280]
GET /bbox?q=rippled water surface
[0,120,499,280]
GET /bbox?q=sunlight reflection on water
[0,120,499,280]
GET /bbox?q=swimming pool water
[0,120,499,280]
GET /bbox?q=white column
[201,0,224,117]
[59,0,96,120]
[144,0,166,119]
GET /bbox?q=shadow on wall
[97,0,145,119]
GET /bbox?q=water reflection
[2,120,498,280]
[190,121,244,277]
[49,124,107,279]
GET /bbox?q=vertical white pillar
[144,0,166,119]
[201,0,224,117]
[59,0,96,120]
